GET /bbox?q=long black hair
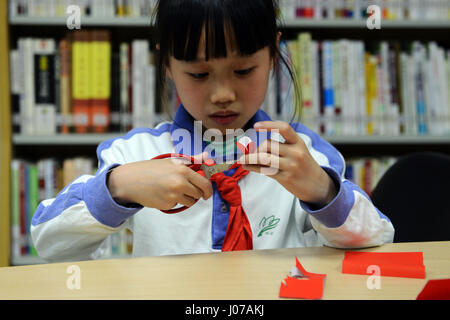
[151,0,302,123]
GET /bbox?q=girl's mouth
[209,113,239,125]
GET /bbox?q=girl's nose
[210,82,236,107]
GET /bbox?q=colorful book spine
[10,157,134,263]
[365,53,377,135]
[59,37,72,133]
[10,160,21,260]
[412,42,428,135]
[298,33,314,130]
[33,38,57,135]
[322,40,335,136]
[28,164,39,256]
[91,30,111,133]
[72,30,91,133]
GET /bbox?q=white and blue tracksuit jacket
[31,105,395,262]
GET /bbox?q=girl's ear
[165,60,173,80]
[165,65,173,80]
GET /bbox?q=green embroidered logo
[257,215,280,237]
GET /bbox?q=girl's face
[165,31,278,136]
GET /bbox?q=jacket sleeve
[292,123,395,248]
[30,138,142,262]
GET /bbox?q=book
[20,38,35,135]
[322,40,335,135]
[412,42,428,135]
[91,30,111,133]
[10,0,450,21]
[9,49,21,133]
[9,33,450,137]
[10,160,21,260]
[72,30,91,133]
[131,40,155,128]
[297,33,316,131]
[120,42,132,132]
[28,164,39,256]
[33,38,57,135]
[10,157,133,263]
[59,36,73,134]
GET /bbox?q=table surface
[0,241,449,300]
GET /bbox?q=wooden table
[0,241,449,300]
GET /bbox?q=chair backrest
[371,152,450,242]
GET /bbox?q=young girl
[31,0,394,262]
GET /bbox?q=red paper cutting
[279,257,326,300]
[416,279,450,300]
[342,251,426,279]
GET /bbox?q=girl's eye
[235,67,255,76]
[189,72,209,79]
[187,67,255,79]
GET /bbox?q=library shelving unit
[2,5,450,266]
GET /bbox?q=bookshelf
[2,1,450,266]
[8,16,450,29]
[11,133,450,146]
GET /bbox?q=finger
[192,151,210,164]
[241,164,281,177]
[239,152,296,175]
[182,180,205,201]
[256,138,288,157]
[238,152,282,169]
[177,194,199,208]
[253,121,300,145]
[187,169,214,200]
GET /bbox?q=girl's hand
[237,121,337,208]
[108,152,213,210]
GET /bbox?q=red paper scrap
[342,251,425,279]
[416,279,450,300]
[279,257,326,300]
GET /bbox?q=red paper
[279,257,326,300]
[342,251,426,279]
[416,279,450,300]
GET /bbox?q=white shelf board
[12,134,450,145]
[282,19,450,28]
[9,16,152,26]
[13,134,121,145]
[325,135,450,144]
[9,16,450,28]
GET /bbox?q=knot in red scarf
[210,164,253,252]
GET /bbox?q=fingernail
[254,122,262,128]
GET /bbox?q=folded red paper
[342,251,426,279]
[279,257,326,300]
[416,279,450,300]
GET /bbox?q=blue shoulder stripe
[31,182,85,226]
[290,122,345,176]
[96,124,172,171]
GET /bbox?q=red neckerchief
[210,164,252,251]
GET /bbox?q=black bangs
[154,0,279,63]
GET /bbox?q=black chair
[371,152,450,242]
